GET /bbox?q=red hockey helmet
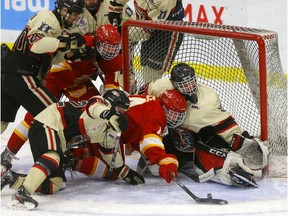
[159,89,187,128]
[95,24,121,60]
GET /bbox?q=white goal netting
[122,20,287,177]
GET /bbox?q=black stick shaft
[171,176,228,205]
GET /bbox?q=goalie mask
[55,0,85,28]
[95,24,121,60]
[171,63,198,104]
[160,89,187,128]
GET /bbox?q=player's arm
[139,133,179,183]
[86,96,128,132]
[28,12,85,54]
[147,0,178,21]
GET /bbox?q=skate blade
[7,199,37,211]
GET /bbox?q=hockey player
[1,24,122,179]
[1,89,144,210]
[83,0,135,33]
[66,89,187,184]
[1,0,86,133]
[108,0,184,83]
[140,63,269,187]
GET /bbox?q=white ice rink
[1,107,287,216]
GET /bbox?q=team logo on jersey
[77,17,89,34]
[38,22,52,33]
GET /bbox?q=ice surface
[1,108,287,216]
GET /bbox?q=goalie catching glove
[118,165,145,185]
[216,152,258,187]
[158,155,179,183]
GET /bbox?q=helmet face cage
[163,106,186,128]
[174,75,197,97]
[96,41,121,60]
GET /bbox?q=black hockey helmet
[84,0,102,12]
[171,63,198,104]
[55,0,85,14]
[103,89,130,110]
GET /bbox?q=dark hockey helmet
[55,0,85,28]
[171,63,198,104]
[160,89,187,128]
[103,89,130,110]
[55,0,85,14]
[84,0,102,12]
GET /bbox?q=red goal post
[121,20,287,175]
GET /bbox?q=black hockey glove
[118,165,145,185]
[108,1,123,27]
[100,109,128,132]
[64,46,95,61]
[58,33,86,52]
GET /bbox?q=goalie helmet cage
[122,20,287,177]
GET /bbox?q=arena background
[0,0,287,74]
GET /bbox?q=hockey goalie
[138,62,269,187]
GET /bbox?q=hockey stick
[107,132,121,177]
[171,175,228,205]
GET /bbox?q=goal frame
[121,19,269,141]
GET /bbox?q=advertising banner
[1,0,53,30]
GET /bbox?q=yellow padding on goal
[132,57,288,82]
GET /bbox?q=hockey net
[122,20,287,177]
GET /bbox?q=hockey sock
[7,112,34,154]
[76,157,110,178]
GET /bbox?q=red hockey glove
[158,155,179,183]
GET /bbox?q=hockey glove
[158,155,179,183]
[108,1,123,27]
[58,33,86,52]
[100,109,128,132]
[118,164,145,185]
[64,46,95,61]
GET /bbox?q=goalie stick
[171,175,228,205]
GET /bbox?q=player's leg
[10,121,62,209]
